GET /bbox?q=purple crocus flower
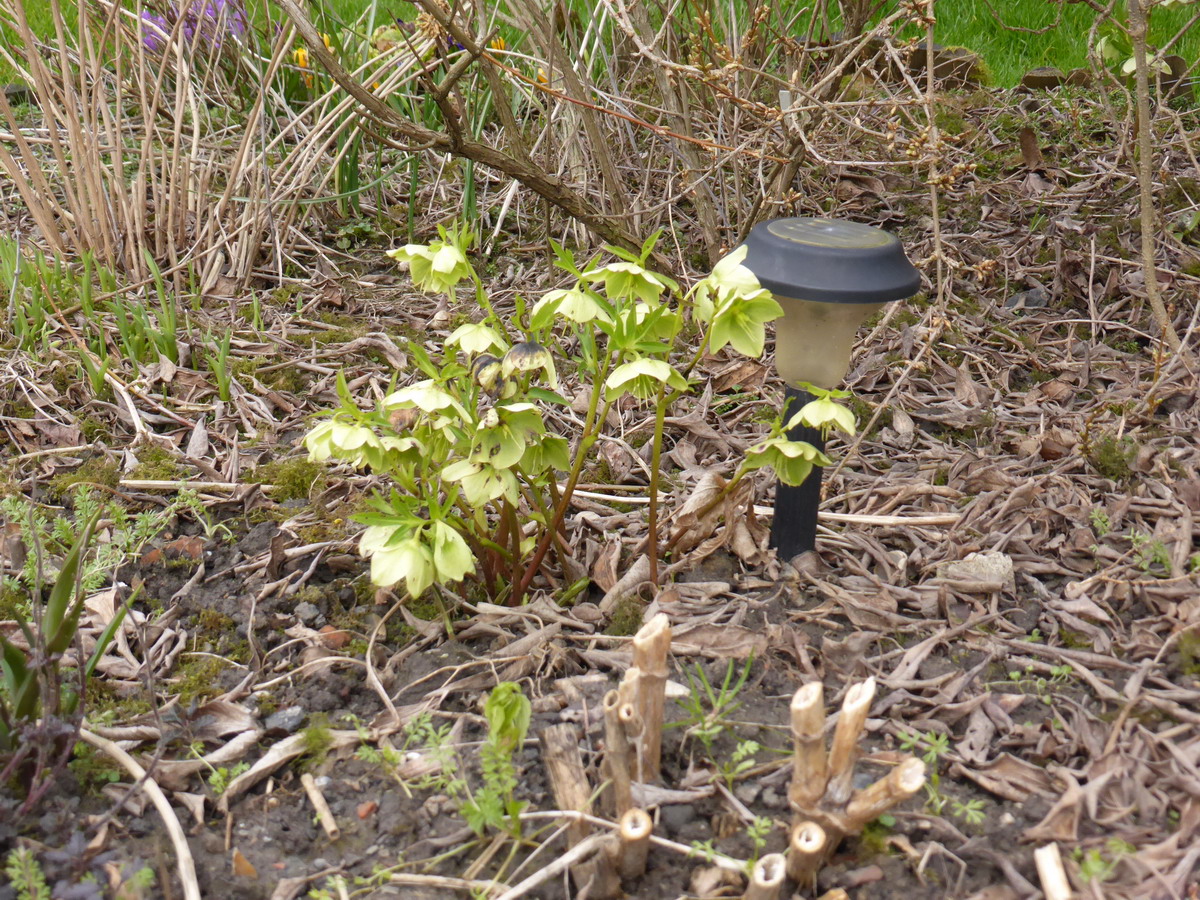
[181,0,248,49]
[140,11,171,52]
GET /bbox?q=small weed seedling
[1006,663,1074,705]
[718,739,761,791]
[187,742,249,796]
[1129,531,1172,578]
[744,815,774,871]
[5,848,51,900]
[355,711,461,798]
[1074,838,1135,884]
[671,656,754,755]
[898,730,985,824]
[461,682,531,838]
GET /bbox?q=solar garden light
[738,218,921,560]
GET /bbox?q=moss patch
[129,445,186,481]
[49,457,120,500]
[604,594,645,636]
[1085,434,1138,481]
[246,457,327,502]
[173,655,231,704]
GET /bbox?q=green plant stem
[511,363,615,605]
[645,318,713,581]
[647,383,669,586]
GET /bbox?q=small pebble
[734,783,760,805]
[295,601,321,625]
[761,787,786,809]
[659,803,697,834]
[264,706,307,734]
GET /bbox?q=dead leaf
[185,417,209,459]
[172,791,206,826]
[598,554,652,615]
[1022,767,1084,842]
[231,848,258,879]
[164,535,205,560]
[689,864,741,898]
[591,538,621,593]
[951,753,1056,802]
[671,625,767,659]
[318,625,351,650]
[1018,126,1045,171]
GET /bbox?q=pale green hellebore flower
[443,459,520,506]
[583,261,677,305]
[305,418,377,466]
[360,526,435,596]
[692,245,773,323]
[708,291,783,358]
[792,396,856,436]
[604,358,689,401]
[387,240,473,297]
[430,521,474,583]
[383,380,468,418]
[446,323,508,356]
[741,436,832,486]
[531,288,612,328]
[501,342,558,390]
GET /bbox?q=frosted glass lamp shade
[773,295,884,389]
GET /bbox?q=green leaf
[485,682,531,752]
[46,509,101,655]
[520,433,571,473]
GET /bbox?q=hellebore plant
[306,227,851,603]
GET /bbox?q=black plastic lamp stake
[735,218,921,560]
[770,386,825,558]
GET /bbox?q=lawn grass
[927,0,1200,86]
[2,1,1200,94]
